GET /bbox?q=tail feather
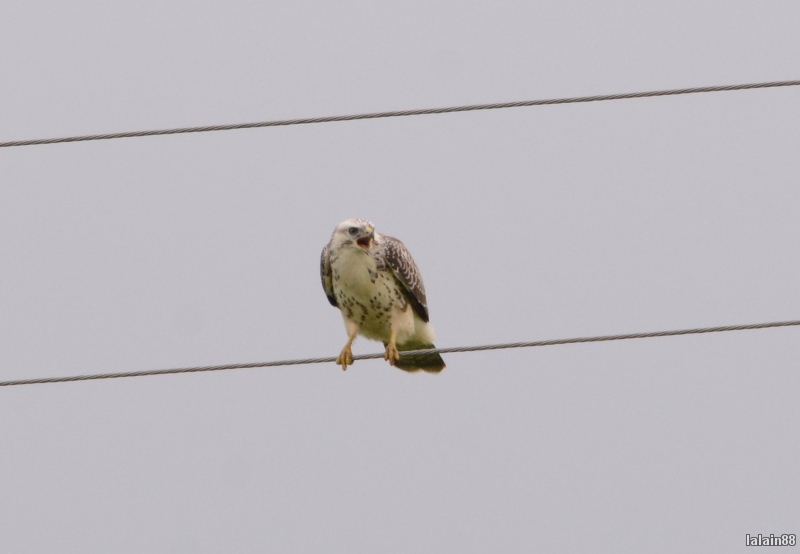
[393,343,446,373]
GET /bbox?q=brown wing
[320,243,337,307]
[379,235,430,322]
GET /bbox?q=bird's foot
[336,345,354,371]
[384,342,401,366]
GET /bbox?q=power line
[1,319,797,388]
[1,79,799,149]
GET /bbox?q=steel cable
[1,319,798,387]
[1,79,799,149]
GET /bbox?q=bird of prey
[320,219,445,373]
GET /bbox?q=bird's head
[331,219,376,252]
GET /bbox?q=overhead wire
[1,319,797,388]
[1,79,798,149]
[2,79,799,387]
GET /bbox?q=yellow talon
[336,345,354,371]
[384,342,400,366]
[384,329,401,366]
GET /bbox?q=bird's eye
[348,227,359,235]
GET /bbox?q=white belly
[331,248,418,344]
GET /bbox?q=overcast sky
[1,1,798,552]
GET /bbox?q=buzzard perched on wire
[320,219,445,373]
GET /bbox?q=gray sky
[1,1,798,552]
